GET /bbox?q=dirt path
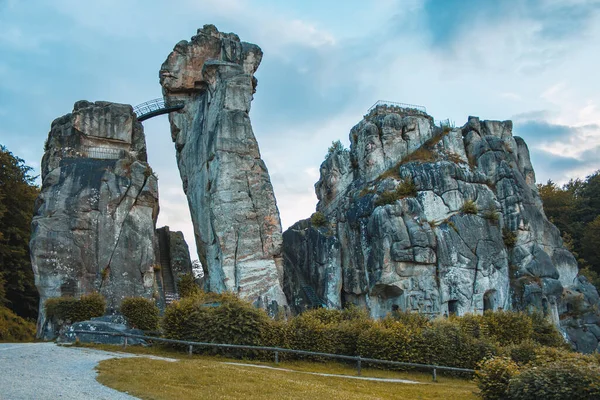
[0,343,154,400]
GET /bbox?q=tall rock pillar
[30,100,159,337]
[160,25,287,311]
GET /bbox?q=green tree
[0,146,39,319]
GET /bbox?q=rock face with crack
[283,104,600,352]
[30,100,159,338]
[160,25,287,312]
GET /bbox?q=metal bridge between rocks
[133,98,185,122]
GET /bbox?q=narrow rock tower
[160,25,287,311]
[30,101,159,337]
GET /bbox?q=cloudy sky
[1,0,599,260]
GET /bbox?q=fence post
[356,356,362,376]
[432,368,437,382]
[188,345,193,356]
[274,351,279,364]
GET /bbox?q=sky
[1,0,600,261]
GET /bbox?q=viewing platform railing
[367,100,427,114]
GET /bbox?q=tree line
[538,172,600,288]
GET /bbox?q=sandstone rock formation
[30,100,159,337]
[160,25,287,312]
[283,104,600,352]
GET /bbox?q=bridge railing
[70,329,474,381]
[367,100,427,114]
[133,98,185,121]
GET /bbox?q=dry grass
[92,344,478,400]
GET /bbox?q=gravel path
[0,342,169,400]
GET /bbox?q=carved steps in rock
[301,285,326,309]
[158,228,176,295]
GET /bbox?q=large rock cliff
[30,100,159,337]
[283,104,600,352]
[160,25,287,311]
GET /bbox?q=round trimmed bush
[475,357,520,400]
[120,297,159,331]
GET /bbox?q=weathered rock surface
[30,100,159,338]
[160,25,287,312]
[283,105,600,352]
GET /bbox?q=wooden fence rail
[71,330,475,382]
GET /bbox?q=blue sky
[2,0,600,259]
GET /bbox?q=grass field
[91,345,478,400]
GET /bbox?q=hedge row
[161,293,566,371]
[476,348,600,400]
[45,293,105,323]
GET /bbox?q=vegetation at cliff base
[45,293,105,323]
[0,305,35,342]
[538,172,600,288]
[120,297,160,331]
[0,146,39,320]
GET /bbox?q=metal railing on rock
[71,330,474,381]
[367,100,427,114]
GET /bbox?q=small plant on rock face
[374,178,417,207]
[483,206,500,223]
[503,228,517,248]
[310,212,327,228]
[461,199,478,215]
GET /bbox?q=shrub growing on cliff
[0,306,35,342]
[45,293,105,323]
[310,212,327,228]
[502,228,517,248]
[120,297,159,331]
[461,199,478,215]
[374,179,417,207]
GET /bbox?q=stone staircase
[158,228,178,305]
[301,285,326,309]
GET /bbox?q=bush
[162,292,270,357]
[120,297,159,331]
[483,207,499,223]
[310,212,327,228]
[503,228,517,248]
[481,310,533,346]
[416,319,497,369]
[507,359,600,400]
[178,273,200,298]
[461,199,478,214]
[45,293,105,323]
[357,321,417,364]
[530,312,566,348]
[475,357,520,400]
[375,179,417,207]
[0,306,35,342]
[502,340,539,365]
